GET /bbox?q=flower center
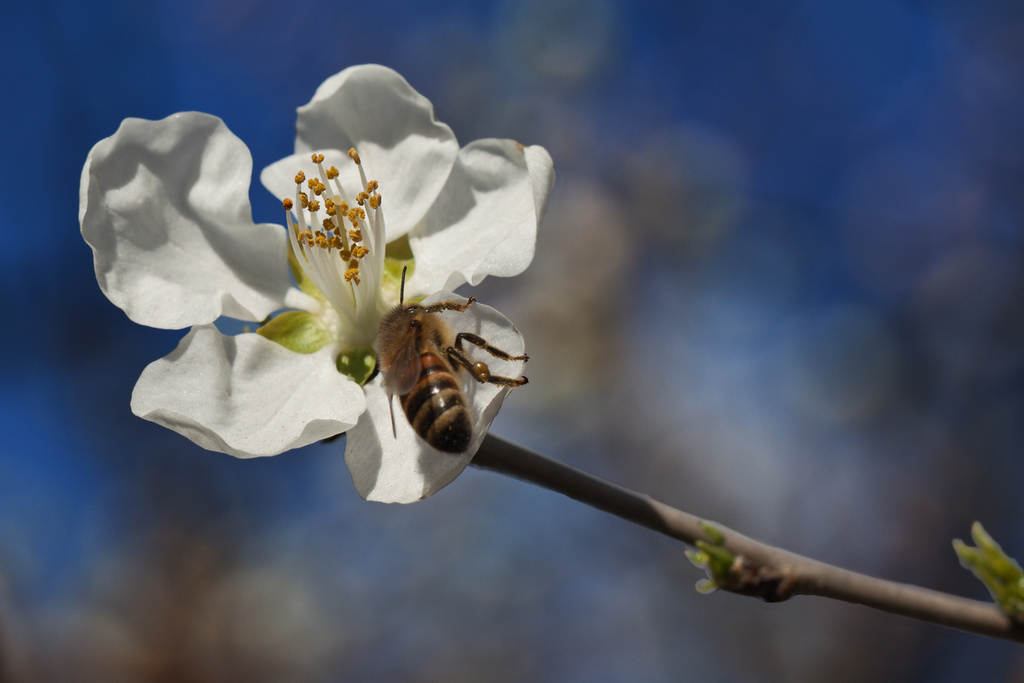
[282,149,387,346]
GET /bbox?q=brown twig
[471,434,1024,644]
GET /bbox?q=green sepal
[695,540,735,578]
[385,233,414,261]
[953,522,1024,621]
[699,520,726,546]
[256,311,329,354]
[288,237,326,302]
[382,234,417,303]
[337,346,377,386]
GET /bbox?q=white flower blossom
[80,64,554,502]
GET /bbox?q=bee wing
[382,341,422,396]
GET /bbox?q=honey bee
[375,268,528,453]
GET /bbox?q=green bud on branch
[953,522,1024,622]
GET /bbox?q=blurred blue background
[3,0,1024,680]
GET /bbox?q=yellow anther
[349,229,362,242]
[348,148,361,164]
[330,236,344,250]
[282,198,293,210]
[367,180,379,192]
[308,200,320,212]
[351,245,369,259]
[294,171,306,184]
[356,191,368,205]
[348,208,358,222]
[299,192,309,208]
[314,232,328,248]
[368,195,380,209]
[344,268,361,284]
[325,204,337,216]
[326,166,339,180]
[339,248,351,260]
[322,218,334,230]
[311,153,325,164]
[338,201,349,214]
[358,208,366,220]
[307,178,317,189]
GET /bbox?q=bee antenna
[388,392,398,439]
[399,266,408,306]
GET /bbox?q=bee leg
[485,374,529,388]
[455,332,529,362]
[423,296,476,314]
[446,346,528,388]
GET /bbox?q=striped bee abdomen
[400,352,472,453]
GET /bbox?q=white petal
[343,294,527,503]
[292,64,460,239]
[131,325,365,457]
[524,144,556,221]
[80,112,293,329]
[407,140,555,297]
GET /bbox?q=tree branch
[471,434,1024,644]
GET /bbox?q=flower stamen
[281,149,388,344]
